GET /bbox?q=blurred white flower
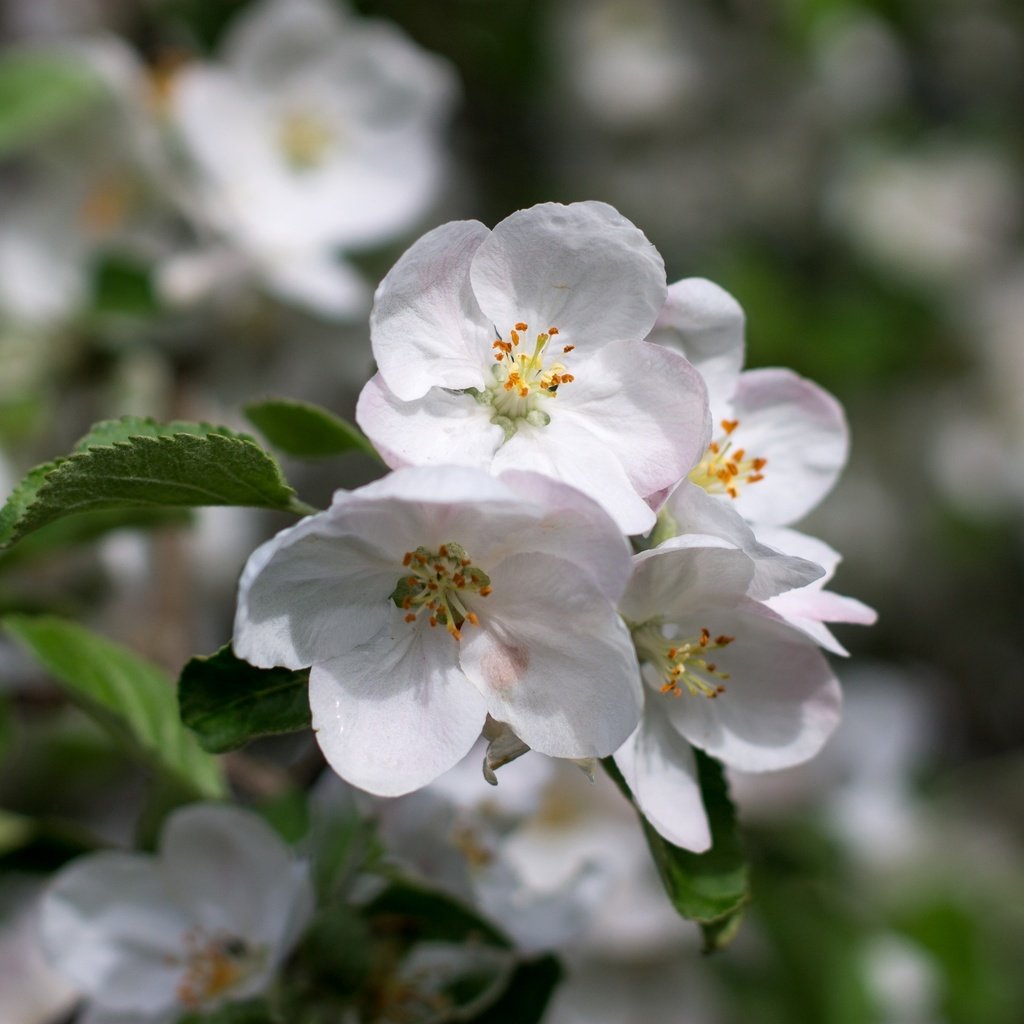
[0,37,175,330]
[164,0,457,318]
[827,146,1019,289]
[0,885,79,1024]
[39,803,314,1021]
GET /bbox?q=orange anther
[752,458,767,470]
[548,326,559,335]
[466,611,479,626]
[562,344,574,353]
[402,552,412,566]
[404,613,416,623]
[479,586,492,597]
[515,321,528,332]
[721,419,739,434]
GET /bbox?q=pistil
[391,542,491,641]
[632,621,734,699]
[689,419,767,499]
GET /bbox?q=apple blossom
[615,537,842,850]
[648,277,848,526]
[39,804,314,1022]
[233,466,643,797]
[356,201,711,534]
[165,0,456,318]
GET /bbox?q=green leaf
[180,999,280,1024]
[603,751,749,950]
[179,645,311,754]
[0,810,100,872]
[0,50,106,157]
[365,880,512,950]
[0,417,309,549]
[2,614,224,799]
[244,397,378,460]
[466,954,563,1024]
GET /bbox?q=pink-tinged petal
[495,469,633,602]
[356,373,504,470]
[648,277,745,420]
[469,202,666,351]
[492,417,658,534]
[233,512,398,670]
[621,539,755,625]
[40,853,186,1013]
[663,482,824,599]
[754,525,840,584]
[160,805,313,953]
[310,616,487,796]
[663,603,842,772]
[614,705,711,852]
[459,558,642,759]
[722,368,849,526]
[755,526,877,654]
[370,220,492,401]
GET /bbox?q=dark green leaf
[296,903,374,995]
[0,50,106,156]
[2,614,224,798]
[178,645,311,754]
[0,417,308,549]
[365,880,511,950]
[180,998,281,1024]
[466,954,563,1024]
[244,397,378,459]
[0,810,101,873]
[603,751,749,950]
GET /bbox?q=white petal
[662,482,824,599]
[470,201,666,350]
[664,603,842,771]
[370,220,492,401]
[554,340,711,499]
[495,469,633,602]
[233,510,397,670]
[724,368,849,526]
[458,558,642,758]
[160,804,313,953]
[310,616,487,796]
[620,539,755,625]
[648,277,745,420]
[614,705,711,852]
[40,853,185,1013]
[355,373,503,470]
[492,419,657,535]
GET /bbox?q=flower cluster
[235,200,875,850]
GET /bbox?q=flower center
[278,110,335,171]
[174,930,259,1010]
[689,419,767,499]
[632,621,734,699]
[391,542,492,641]
[481,322,575,438]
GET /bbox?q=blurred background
[0,1,1022,1022]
